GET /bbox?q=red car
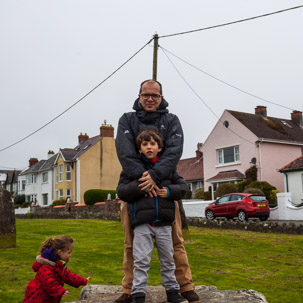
[205,193,270,222]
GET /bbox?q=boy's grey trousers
[131,224,180,295]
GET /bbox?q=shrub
[244,181,276,202]
[184,190,192,199]
[269,189,280,207]
[245,165,258,181]
[14,194,25,205]
[194,188,204,199]
[21,201,31,208]
[52,199,66,207]
[203,186,212,200]
[84,189,116,205]
[215,183,238,198]
[243,187,264,195]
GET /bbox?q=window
[66,164,71,181]
[42,194,48,205]
[66,189,71,199]
[59,189,63,200]
[218,146,239,164]
[59,165,63,182]
[42,172,48,183]
[22,180,26,190]
[217,195,230,203]
[26,175,32,185]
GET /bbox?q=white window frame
[66,189,71,199]
[59,165,63,182]
[42,172,48,183]
[217,146,240,165]
[66,164,71,181]
[59,189,63,200]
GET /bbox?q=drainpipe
[211,184,214,200]
[283,172,289,192]
[258,139,263,181]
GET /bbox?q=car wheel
[237,210,247,222]
[260,216,268,221]
[205,210,215,220]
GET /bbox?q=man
[115,80,199,303]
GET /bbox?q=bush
[215,183,238,198]
[245,165,258,181]
[243,187,264,195]
[14,194,25,205]
[269,189,280,207]
[52,199,66,207]
[84,189,116,205]
[184,190,192,199]
[194,188,204,199]
[203,186,212,200]
[21,201,31,208]
[244,181,276,203]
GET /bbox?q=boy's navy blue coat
[117,157,187,228]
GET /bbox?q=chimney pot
[29,158,38,167]
[78,133,89,143]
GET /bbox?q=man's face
[139,82,163,112]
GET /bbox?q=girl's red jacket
[23,256,87,303]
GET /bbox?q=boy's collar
[150,156,159,163]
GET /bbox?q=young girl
[23,235,90,303]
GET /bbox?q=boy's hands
[157,187,168,198]
[138,171,158,197]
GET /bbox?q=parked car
[205,193,270,222]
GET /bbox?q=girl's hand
[157,187,168,198]
[63,290,70,297]
[87,276,91,280]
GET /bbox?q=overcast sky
[1,0,303,170]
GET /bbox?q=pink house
[202,106,303,199]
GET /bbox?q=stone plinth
[0,185,16,248]
[68,285,267,303]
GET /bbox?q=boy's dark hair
[136,128,163,149]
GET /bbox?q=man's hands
[138,171,159,197]
[138,171,168,198]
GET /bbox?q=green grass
[0,219,303,303]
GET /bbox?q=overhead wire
[159,46,299,112]
[159,5,303,39]
[160,46,256,146]
[0,38,153,153]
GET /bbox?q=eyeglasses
[139,93,162,101]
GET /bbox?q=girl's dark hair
[136,128,163,149]
[40,235,73,253]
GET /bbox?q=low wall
[269,192,303,221]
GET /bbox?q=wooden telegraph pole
[152,34,159,80]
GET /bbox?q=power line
[159,46,299,112]
[0,39,153,153]
[160,46,256,146]
[159,5,303,39]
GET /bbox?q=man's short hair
[136,128,163,149]
[139,79,163,95]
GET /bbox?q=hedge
[84,189,116,205]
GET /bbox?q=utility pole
[152,34,159,80]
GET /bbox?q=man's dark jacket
[116,157,187,228]
[115,98,183,183]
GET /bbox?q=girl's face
[57,243,74,262]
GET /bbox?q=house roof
[60,149,77,161]
[21,154,57,175]
[0,169,22,183]
[177,155,203,181]
[228,110,303,143]
[280,155,303,172]
[207,169,245,183]
[72,135,101,160]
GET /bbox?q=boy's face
[139,137,162,160]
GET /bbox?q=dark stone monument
[0,184,16,248]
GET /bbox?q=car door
[212,195,231,216]
[228,194,244,217]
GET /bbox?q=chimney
[47,150,54,159]
[78,132,89,143]
[291,110,303,127]
[195,150,202,160]
[29,158,38,167]
[100,123,114,138]
[255,106,267,118]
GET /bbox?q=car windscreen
[249,195,266,201]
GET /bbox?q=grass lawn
[0,219,302,303]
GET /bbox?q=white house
[279,155,303,205]
[20,152,57,206]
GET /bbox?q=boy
[117,129,188,303]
